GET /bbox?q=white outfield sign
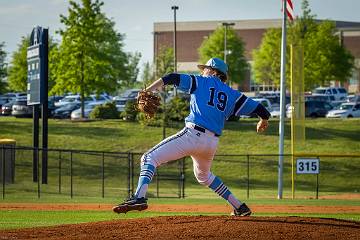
[296,158,320,174]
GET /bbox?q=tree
[122,51,141,88]
[0,42,7,93]
[252,0,354,90]
[141,61,154,86]
[7,36,29,92]
[198,26,248,85]
[155,47,174,79]
[7,35,59,93]
[52,0,128,117]
[252,29,283,87]
[303,21,354,88]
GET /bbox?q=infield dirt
[1,203,360,239]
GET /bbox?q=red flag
[282,0,294,21]
[286,0,294,21]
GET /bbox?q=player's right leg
[191,152,251,217]
[113,127,191,214]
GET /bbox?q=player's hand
[256,119,269,133]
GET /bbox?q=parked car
[1,99,17,116]
[241,98,273,118]
[70,102,104,120]
[326,102,360,118]
[165,89,190,103]
[345,94,360,103]
[113,89,141,101]
[115,98,131,112]
[305,94,345,108]
[262,96,290,118]
[12,99,33,118]
[253,98,272,112]
[256,91,280,98]
[313,87,347,101]
[0,96,10,109]
[55,94,109,107]
[306,94,335,103]
[55,95,81,107]
[113,89,141,112]
[53,102,81,119]
[3,92,27,101]
[287,100,333,118]
[49,95,64,105]
[306,100,333,117]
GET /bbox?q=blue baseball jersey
[167,74,259,136]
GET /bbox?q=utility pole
[222,22,235,64]
[222,22,235,86]
[171,5,179,96]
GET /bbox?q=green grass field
[1,197,359,230]
[1,117,359,154]
[1,117,359,229]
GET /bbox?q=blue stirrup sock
[134,163,156,198]
[208,176,241,209]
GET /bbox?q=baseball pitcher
[113,58,270,216]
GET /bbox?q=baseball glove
[137,90,161,119]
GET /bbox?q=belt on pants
[185,122,220,137]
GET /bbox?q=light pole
[222,22,235,64]
[171,5,179,96]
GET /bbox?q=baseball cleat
[231,203,252,216]
[113,196,148,214]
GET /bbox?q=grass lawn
[0,117,359,154]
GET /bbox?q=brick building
[153,19,360,93]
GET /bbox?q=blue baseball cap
[197,58,228,75]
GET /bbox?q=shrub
[89,102,119,119]
[137,112,164,127]
[120,99,138,121]
[166,96,190,121]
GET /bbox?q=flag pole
[278,0,288,199]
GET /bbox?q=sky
[1,0,360,75]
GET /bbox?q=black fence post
[127,153,131,198]
[37,148,40,199]
[58,151,62,194]
[316,173,319,199]
[131,153,135,196]
[102,152,105,198]
[316,156,320,199]
[70,151,73,199]
[181,158,185,198]
[2,145,5,199]
[178,160,182,198]
[247,155,250,199]
[156,170,159,198]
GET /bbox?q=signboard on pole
[296,158,320,174]
[27,26,49,184]
[27,26,46,105]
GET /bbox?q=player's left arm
[145,78,164,92]
[253,104,270,132]
[232,95,270,132]
[145,73,193,93]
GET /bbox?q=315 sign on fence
[296,158,320,174]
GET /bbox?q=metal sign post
[296,158,320,199]
[27,26,49,184]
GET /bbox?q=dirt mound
[1,216,359,240]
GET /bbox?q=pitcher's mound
[1,216,359,239]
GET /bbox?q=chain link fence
[1,146,359,200]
